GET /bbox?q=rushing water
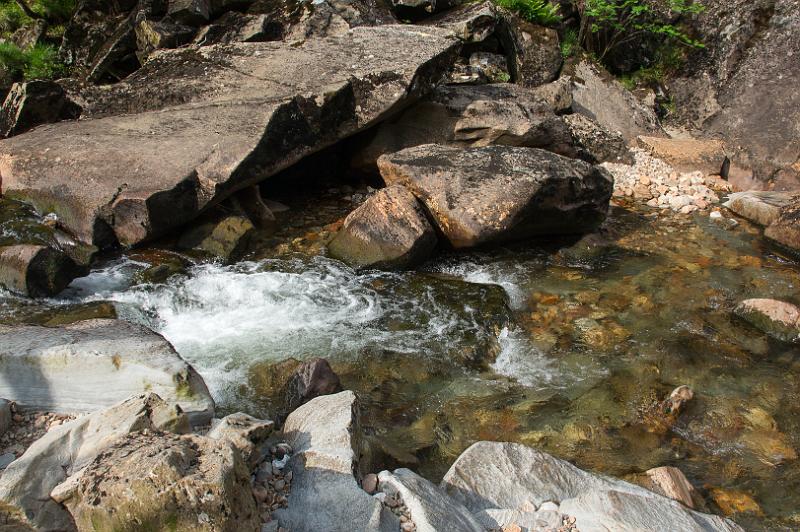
[2,201,800,530]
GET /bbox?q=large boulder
[207,412,273,466]
[0,319,214,424]
[328,185,438,269]
[672,0,800,188]
[723,191,794,227]
[422,1,498,43]
[568,59,664,143]
[763,194,800,252]
[378,144,614,248]
[734,298,800,344]
[0,393,189,531]
[0,26,459,248]
[350,81,576,173]
[497,12,562,87]
[0,81,81,138]
[0,244,86,297]
[60,431,260,532]
[275,391,399,531]
[441,442,744,532]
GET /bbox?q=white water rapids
[56,254,593,408]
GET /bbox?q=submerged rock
[283,357,343,414]
[441,441,743,532]
[177,213,255,261]
[0,319,214,423]
[329,185,438,269]
[0,25,459,247]
[0,393,189,531]
[61,431,261,532]
[630,466,704,510]
[734,298,800,344]
[379,144,613,248]
[0,244,86,297]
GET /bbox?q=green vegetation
[0,41,63,80]
[492,0,561,25]
[618,42,688,88]
[0,0,75,82]
[560,28,579,58]
[572,0,704,62]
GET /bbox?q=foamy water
[66,254,561,406]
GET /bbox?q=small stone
[401,522,415,532]
[253,486,270,503]
[362,473,378,494]
[273,479,286,491]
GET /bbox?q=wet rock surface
[379,144,614,248]
[0,244,86,297]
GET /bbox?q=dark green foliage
[560,27,579,58]
[0,41,64,80]
[573,0,704,62]
[492,0,561,25]
[0,0,74,81]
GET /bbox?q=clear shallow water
[3,205,800,529]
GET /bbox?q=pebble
[603,149,731,214]
[362,473,378,494]
[538,501,559,512]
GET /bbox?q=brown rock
[497,13,561,87]
[723,191,793,227]
[734,298,800,343]
[378,144,614,248]
[328,186,438,269]
[636,136,730,177]
[283,358,343,413]
[61,431,260,532]
[0,81,81,138]
[0,26,459,247]
[362,473,379,494]
[0,244,85,297]
[634,466,703,510]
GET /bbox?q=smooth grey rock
[0,393,189,532]
[0,244,86,297]
[377,468,483,532]
[275,391,399,532]
[379,145,613,248]
[569,59,664,143]
[0,319,214,424]
[441,442,744,532]
[329,185,438,269]
[0,26,458,248]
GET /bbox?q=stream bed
[2,199,800,530]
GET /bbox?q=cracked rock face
[0,25,459,248]
[378,144,614,249]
